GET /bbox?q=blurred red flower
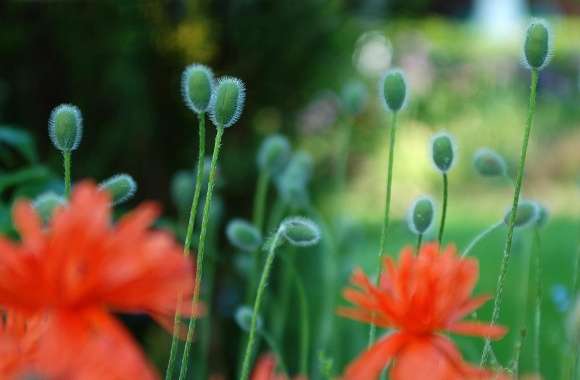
[251,353,307,380]
[0,182,199,379]
[338,243,507,380]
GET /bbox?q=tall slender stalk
[438,173,448,244]
[368,112,398,346]
[481,68,539,366]
[416,234,423,252]
[178,126,224,380]
[240,227,285,380]
[63,151,71,198]
[253,170,269,232]
[165,113,206,380]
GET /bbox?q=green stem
[253,170,269,232]
[511,329,527,378]
[165,113,206,380]
[438,173,448,245]
[368,112,398,346]
[63,151,71,198]
[416,234,423,252]
[461,221,503,257]
[178,126,224,380]
[240,227,284,380]
[481,68,539,366]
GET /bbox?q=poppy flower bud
[257,134,292,177]
[280,217,321,247]
[407,196,435,235]
[341,80,368,116]
[209,77,246,128]
[380,69,407,113]
[226,219,262,252]
[473,148,508,177]
[48,104,83,152]
[235,305,262,332]
[535,203,549,228]
[33,192,66,223]
[523,19,553,70]
[99,174,137,205]
[430,131,457,174]
[181,64,215,114]
[503,200,539,228]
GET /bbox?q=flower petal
[344,332,408,380]
[447,321,507,340]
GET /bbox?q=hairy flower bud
[473,148,508,177]
[235,305,262,332]
[99,174,137,205]
[503,200,539,228]
[407,196,435,235]
[257,134,291,177]
[210,77,246,128]
[226,219,262,252]
[33,192,66,223]
[182,64,215,114]
[48,104,83,152]
[280,217,321,247]
[523,19,553,70]
[380,69,407,112]
[430,131,457,174]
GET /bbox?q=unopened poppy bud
[226,219,262,252]
[380,69,407,112]
[473,148,508,177]
[48,104,82,152]
[33,192,66,223]
[99,174,137,205]
[235,305,262,332]
[503,200,539,228]
[430,131,457,174]
[209,77,246,128]
[257,134,291,176]
[280,217,321,247]
[523,19,553,70]
[181,64,215,114]
[407,196,435,235]
[341,80,368,116]
[535,203,549,228]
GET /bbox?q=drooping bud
[280,217,321,247]
[503,200,539,228]
[48,104,83,152]
[535,203,549,228]
[226,219,262,252]
[473,148,508,177]
[181,64,215,114]
[523,19,553,70]
[407,196,435,235]
[33,192,66,223]
[257,134,291,177]
[209,76,246,128]
[235,305,262,332]
[379,69,407,112]
[430,131,457,174]
[99,174,137,205]
[341,80,368,116]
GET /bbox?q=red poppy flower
[338,243,507,380]
[251,353,307,380]
[0,182,198,379]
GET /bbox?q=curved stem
[63,151,71,198]
[416,234,423,252]
[178,126,224,380]
[438,173,448,244]
[165,113,206,380]
[240,228,284,380]
[462,221,503,257]
[368,112,398,346]
[481,68,539,366]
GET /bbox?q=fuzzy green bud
[209,76,246,128]
[99,174,137,205]
[407,196,435,235]
[235,305,262,332]
[33,192,66,223]
[341,80,368,116]
[182,64,215,114]
[380,69,407,112]
[430,131,457,173]
[473,148,507,177]
[48,104,83,152]
[503,200,539,228]
[257,134,291,176]
[280,217,321,247]
[226,219,262,252]
[523,19,552,70]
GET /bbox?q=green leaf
[0,126,38,163]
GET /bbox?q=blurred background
[0,0,579,379]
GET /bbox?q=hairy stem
[438,173,448,244]
[178,126,224,380]
[63,151,71,198]
[481,68,539,366]
[368,112,398,346]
